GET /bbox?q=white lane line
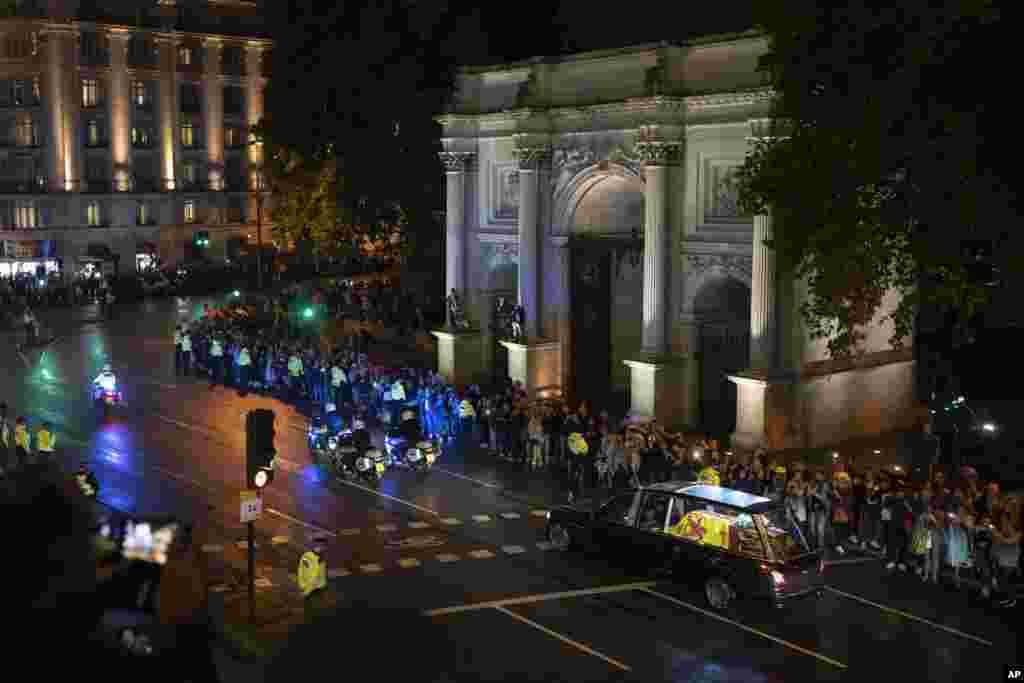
[327,568,351,579]
[499,512,521,520]
[152,465,219,496]
[254,578,273,589]
[434,467,501,488]
[424,582,659,617]
[471,514,492,523]
[338,478,440,517]
[376,524,398,533]
[495,606,631,673]
[339,528,361,536]
[209,584,230,593]
[271,536,289,545]
[825,586,993,646]
[468,549,495,559]
[439,517,462,526]
[501,545,526,555]
[398,558,421,569]
[640,588,847,670]
[359,563,383,574]
[536,541,554,551]
[824,557,878,567]
[264,508,337,538]
[408,521,431,529]
[531,510,549,517]
[201,544,224,553]
[236,541,256,550]
[435,553,460,563]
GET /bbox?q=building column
[244,44,266,222]
[203,38,224,190]
[636,140,681,354]
[512,145,551,340]
[155,34,179,191]
[749,212,777,370]
[107,29,131,192]
[43,24,81,192]
[439,152,474,298]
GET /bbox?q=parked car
[545,482,824,609]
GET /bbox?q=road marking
[271,536,289,545]
[502,545,526,555]
[424,581,658,617]
[386,535,446,550]
[499,512,521,520]
[434,467,501,488]
[495,606,631,672]
[824,586,993,646]
[436,553,460,563]
[531,509,548,517]
[468,549,495,559]
[471,514,492,523]
[408,521,431,529]
[201,544,224,553]
[824,557,878,567]
[376,524,398,533]
[338,478,440,516]
[439,517,462,526]
[536,541,554,551]
[339,528,361,536]
[152,465,218,496]
[639,588,848,669]
[264,508,337,537]
[327,568,351,579]
[254,578,273,589]
[209,584,230,593]
[236,541,256,550]
[359,563,383,574]
[398,558,421,569]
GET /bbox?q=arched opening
[693,274,751,437]
[567,172,643,413]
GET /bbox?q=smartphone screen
[121,519,179,565]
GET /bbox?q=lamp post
[254,172,267,290]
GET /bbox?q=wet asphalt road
[3,297,1019,682]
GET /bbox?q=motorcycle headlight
[356,457,371,471]
[407,448,422,461]
[415,441,433,451]
[327,437,338,450]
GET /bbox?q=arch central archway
[564,170,644,412]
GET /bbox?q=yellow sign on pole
[240,489,262,523]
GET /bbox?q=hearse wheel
[704,576,733,610]
[548,523,572,551]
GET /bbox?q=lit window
[178,46,191,65]
[32,77,40,103]
[12,81,24,106]
[15,203,37,229]
[184,200,195,224]
[87,120,100,146]
[182,162,196,185]
[132,80,148,107]
[180,122,194,147]
[131,127,151,146]
[87,202,101,226]
[82,79,98,107]
[136,203,149,226]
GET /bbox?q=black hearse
[545,482,824,609]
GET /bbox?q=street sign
[240,490,262,523]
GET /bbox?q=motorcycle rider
[93,363,118,399]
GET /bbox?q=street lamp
[254,172,268,290]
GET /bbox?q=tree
[733,0,1018,359]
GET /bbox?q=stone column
[43,25,80,191]
[749,212,777,370]
[636,140,681,354]
[512,145,551,339]
[439,152,474,297]
[155,34,179,190]
[203,38,224,190]
[107,29,132,192]
[244,44,265,223]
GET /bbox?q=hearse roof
[643,481,776,512]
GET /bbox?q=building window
[32,77,40,103]
[87,119,100,146]
[15,203,37,229]
[183,200,196,224]
[136,203,149,226]
[87,202,102,227]
[15,116,37,147]
[182,162,197,186]
[178,46,192,65]
[224,127,243,148]
[180,121,194,147]
[132,80,149,107]
[12,81,24,106]
[82,79,99,108]
[131,126,152,147]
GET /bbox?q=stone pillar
[432,330,484,388]
[749,212,777,370]
[439,152,474,297]
[155,34,179,190]
[512,145,551,340]
[107,29,132,192]
[636,140,681,353]
[203,38,224,190]
[244,44,265,222]
[43,24,80,191]
[501,340,561,398]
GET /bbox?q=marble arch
[435,31,920,453]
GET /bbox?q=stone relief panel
[479,239,519,291]
[489,161,519,222]
[685,253,753,284]
[700,159,747,223]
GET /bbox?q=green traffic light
[233,290,240,297]
[303,307,313,319]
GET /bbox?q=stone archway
[563,169,644,411]
[692,273,751,437]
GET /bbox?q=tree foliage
[734,0,1018,358]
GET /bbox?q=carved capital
[513,146,552,171]
[439,152,475,173]
[685,253,752,282]
[635,141,682,167]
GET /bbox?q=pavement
[2,296,1020,682]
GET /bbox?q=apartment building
[0,0,270,279]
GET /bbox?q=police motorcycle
[307,404,346,461]
[383,407,440,472]
[336,418,386,483]
[92,364,123,419]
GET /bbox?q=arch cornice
[680,253,753,316]
[551,161,643,237]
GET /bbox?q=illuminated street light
[233,290,240,297]
[303,307,314,319]
[982,422,996,433]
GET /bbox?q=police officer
[13,417,30,467]
[237,344,252,396]
[330,359,347,406]
[297,543,328,618]
[173,325,183,374]
[287,351,304,402]
[209,334,224,387]
[36,422,55,461]
[179,328,193,376]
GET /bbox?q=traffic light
[245,409,276,489]
[194,231,210,247]
[303,306,314,319]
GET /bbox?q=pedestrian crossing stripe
[254,578,273,589]
[440,517,461,525]
[359,563,383,573]
[328,568,351,579]
[376,524,398,533]
[536,541,554,551]
[499,512,521,520]
[501,545,526,555]
[471,515,492,523]
[436,553,460,563]
[398,558,421,568]
[468,549,495,559]
[531,510,548,517]
[209,584,230,593]
[339,528,361,536]
[271,536,289,545]
[201,544,224,553]
[408,521,431,529]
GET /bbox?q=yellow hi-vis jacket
[391,381,406,401]
[297,550,327,597]
[36,429,55,453]
[14,424,30,451]
[331,366,347,387]
[459,400,476,418]
[288,355,303,377]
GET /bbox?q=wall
[610,252,642,390]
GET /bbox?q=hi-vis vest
[180,335,192,352]
[391,381,406,401]
[459,400,476,418]
[210,340,224,357]
[297,550,327,597]
[14,425,30,450]
[36,429,55,452]
[238,348,252,366]
[288,356,303,377]
[331,366,346,387]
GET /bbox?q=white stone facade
[439,31,920,450]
